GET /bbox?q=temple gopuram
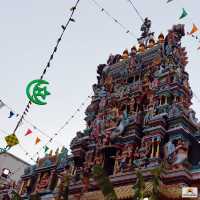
[18,21,200,200]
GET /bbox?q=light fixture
[143,198,149,200]
[1,168,10,178]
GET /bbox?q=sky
[0,0,199,165]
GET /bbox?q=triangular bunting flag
[189,24,198,35]
[8,111,14,118]
[5,134,19,147]
[44,145,49,153]
[25,129,32,136]
[0,100,5,109]
[179,8,188,20]
[35,137,41,145]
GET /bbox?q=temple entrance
[103,147,117,176]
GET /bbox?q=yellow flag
[5,134,19,147]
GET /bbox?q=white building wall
[0,153,30,182]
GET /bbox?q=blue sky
[0,0,199,164]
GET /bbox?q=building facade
[0,152,30,199]
[18,22,200,200]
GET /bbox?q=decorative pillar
[34,173,41,193]
[48,170,55,189]
[151,138,155,158]
[156,138,161,158]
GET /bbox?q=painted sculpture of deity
[164,139,189,170]
[35,172,50,192]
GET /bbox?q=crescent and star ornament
[26,79,51,105]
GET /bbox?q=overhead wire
[126,0,144,23]
[12,0,81,136]
[89,0,137,38]
[0,94,91,163]
[0,98,63,146]
[31,94,92,160]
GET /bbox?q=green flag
[44,145,49,153]
[179,8,188,19]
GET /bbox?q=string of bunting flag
[4,0,81,150]
[31,94,92,160]
[0,94,90,162]
[187,24,200,49]
[126,0,144,23]
[167,0,200,49]
[0,99,63,146]
[13,0,81,134]
[89,0,136,37]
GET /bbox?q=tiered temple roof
[18,22,200,200]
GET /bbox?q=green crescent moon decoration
[26,79,51,105]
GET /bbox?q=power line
[12,0,81,135]
[89,0,136,38]
[31,94,91,160]
[126,0,144,23]
[0,94,91,163]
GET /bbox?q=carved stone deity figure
[113,151,122,175]
[164,138,189,169]
[119,150,128,173]
[107,54,115,65]
[99,96,107,112]
[94,151,104,166]
[35,172,50,192]
[104,75,113,92]
[173,139,189,168]
[121,49,129,60]
[140,17,152,38]
[129,46,137,69]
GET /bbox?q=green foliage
[149,164,164,200]
[92,165,117,200]
[30,193,41,200]
[133,171,145,200]
[11,191,22,200]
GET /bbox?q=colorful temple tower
[18,22,200,200]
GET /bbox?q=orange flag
[189,24,198,35]
[35,137,41,144]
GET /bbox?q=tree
[92,165,117,200]
[133,171,145,200]
[149,164,164,200]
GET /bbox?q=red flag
[35,137,41,145]
[25,129,32,136]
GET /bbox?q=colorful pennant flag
[179,8,188,20]
[8,111,15,118]
[0,100,5,109]
[188,24,198,35]
[35,137,41,145]
[167,0,174,3]
[5,133,19,147]
[44,145,49,153]
[25,129,32,136]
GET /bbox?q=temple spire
[138,17,154,46]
